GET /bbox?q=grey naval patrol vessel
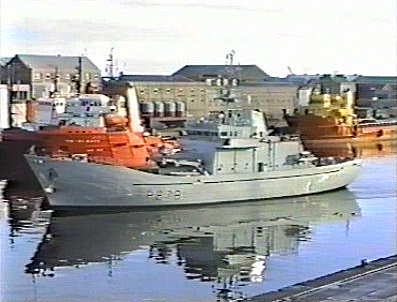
[24,106,362,208]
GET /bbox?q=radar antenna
[225,50,235,66]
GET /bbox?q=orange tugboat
[34,113,180,170]
[34,115,156,171]
[285,87,397,155]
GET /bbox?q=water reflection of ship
[24,189,359,298]
[6,197,46,233]
[307,140,397,158]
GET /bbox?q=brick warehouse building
[111,65,299,124]
[0,54,101,100]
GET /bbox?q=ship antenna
[54,66,59,93]
[222,50,237,103]
[106,47,115,79]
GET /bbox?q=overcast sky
[1,0,396,76]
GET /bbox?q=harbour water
[0,144,396,302]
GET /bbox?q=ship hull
[301,139,397,158]
[286,115,397,141]
[24,154,362,207]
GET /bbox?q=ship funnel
[126,84,143,133]
[251,110,269,137]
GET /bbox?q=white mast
[126,83,143,133]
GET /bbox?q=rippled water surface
[1,153,396,302]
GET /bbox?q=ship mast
[74,56,83,94]
[221,50,237,103]
[106,48,114,79]
[54,66,59,93]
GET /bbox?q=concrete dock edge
[248,255,397,302]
